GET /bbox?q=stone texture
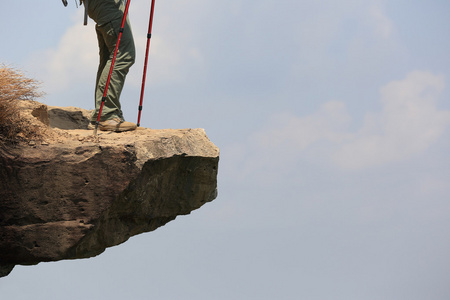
[0,101,219,277]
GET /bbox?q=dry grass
[0,65,44,143]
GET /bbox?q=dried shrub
[0,65,44,143]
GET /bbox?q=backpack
[61,0,88,26]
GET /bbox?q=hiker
[87,0,137,132]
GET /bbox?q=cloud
[334,71,449,169]
[256,101,350,153]
[249,71,450,171]
[368,3,394,39]
[25,10,98,93]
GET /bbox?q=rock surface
[0,101,219,278]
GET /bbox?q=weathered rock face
[0,101,219,278]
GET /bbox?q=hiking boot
[98,118,137,132]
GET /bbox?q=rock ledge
[0,101,219,277]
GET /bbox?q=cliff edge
[0,101,219,277]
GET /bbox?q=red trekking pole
[94,0,132,135]
[137,0,156,127]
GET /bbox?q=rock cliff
[0,101,219,278]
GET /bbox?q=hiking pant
[91,16,135,122]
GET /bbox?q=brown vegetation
[0,65,44,143]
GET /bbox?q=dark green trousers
[88,0,135,122]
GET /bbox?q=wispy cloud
[334,71,449,169]
[368,3,394,39]
[25,10,98,93]
[247,71,450,171]
[257,101,351,152]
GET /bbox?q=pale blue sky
[1,1,450,299]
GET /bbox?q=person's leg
[91,24,111,123]
[92,17,135,122]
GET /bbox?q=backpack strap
[61,0,88,26]
[83,0,88,25]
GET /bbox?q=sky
[1,0,450,299]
